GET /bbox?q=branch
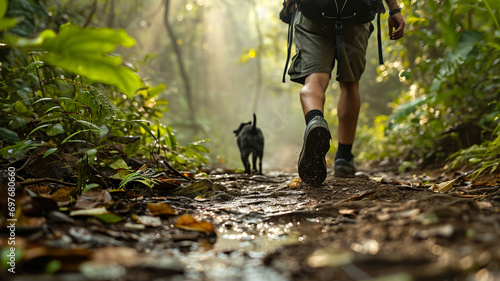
[164,0,197,129]
[19,178,77,187]
[84,0,98,27]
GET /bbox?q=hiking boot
[334,157,356,178]
[298,116,331,185]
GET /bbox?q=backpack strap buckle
[335,21,343,30]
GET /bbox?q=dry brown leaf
[429,178,458,192]
[73,190,113,210]
[176,214,215,233]
[286,178,303,188]
[147,202,177,217]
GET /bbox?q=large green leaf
[17,23,145,98]
[0,0,17,32]
[46,123,65,136]
[0,127,20,144]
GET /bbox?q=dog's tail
[252,113,257,132]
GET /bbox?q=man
[283,0,405,185]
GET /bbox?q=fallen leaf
[155,178,182,190]
[286,178,303,188]
[70,207,109,216]
[94,214,124,224]
[339,209,356,215]
[176,214,215,234]
[194,196,211,201]
[147,202,177,217]
[131,214,162,227]
[123,223,146,230]
[429,178,458,192]
[371,176,385,183]
[73,190,113,210]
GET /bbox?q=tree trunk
[107,0,115,28]
[251,0,263,114]
[164,0,197,129]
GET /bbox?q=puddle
[168,220,303,281]
[156,172,309,280]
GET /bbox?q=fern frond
[87,88,121,117]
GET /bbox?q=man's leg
[300,73,330,114]
[334,80,360,177]
[298,73,332,185]
[337,81,360,144]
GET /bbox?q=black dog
[233,114,264,174]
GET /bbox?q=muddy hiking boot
[334,157,356,178]
[298,116,331,185]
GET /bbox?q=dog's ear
[234,122,247,136]
[234,121,252,136]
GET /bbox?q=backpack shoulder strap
[282,3,297,83]
[376,0,386,65]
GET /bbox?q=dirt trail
[2,167,500,281]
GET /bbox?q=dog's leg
[241,152,251,174]
[252,152,258,174]
[258,155,263,175]
[256,152,263,174]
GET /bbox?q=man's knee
[339,80,360,94]
[302,73,329,94]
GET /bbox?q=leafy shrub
[0,0,208,193]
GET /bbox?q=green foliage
[0,0,17,32]
[0,0,209,194]
[11,23,145,98]
[118,170,159,190]
[361,0,500,177]
[449,123,500,180]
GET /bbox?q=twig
[163,161,194,182]
[462,186,499,195]
[232,175,288,183]
[16,155,31,173]
[19,178,76,187]
[483,188,500,199]
[83,0,97,27]
[30,53,46,98]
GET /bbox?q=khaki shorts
[288,11,373,84]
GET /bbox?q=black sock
[335,143,353,161]
[305,109,323,125]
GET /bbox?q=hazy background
[108,0,403,171]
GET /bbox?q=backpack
[280,0,386,82]
[296,0,379,25]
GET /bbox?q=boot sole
[298,125,331,185]
[334,159,356,178]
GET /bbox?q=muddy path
[2,167,500,281]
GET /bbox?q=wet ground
[2,165,500,281]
